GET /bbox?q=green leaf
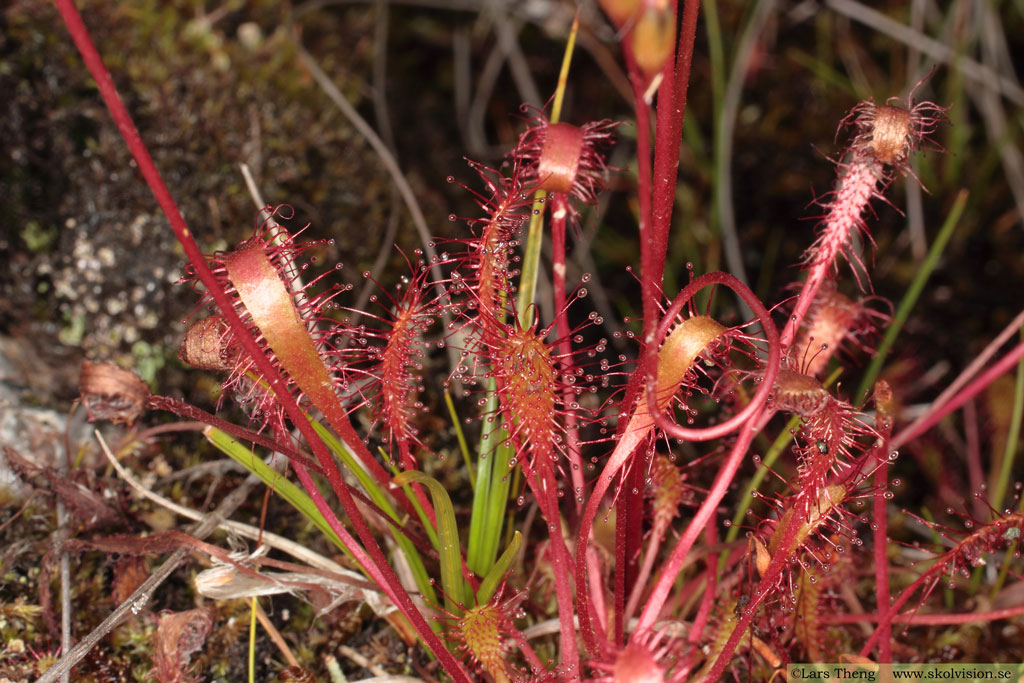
[205,427,348,555]
[477,531,521,606]
[312,422,438,605]
[445,391,475,490]
[394,470,465,614]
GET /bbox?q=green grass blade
[467,386,513,577]
[311,423,438,606]
[205,427,348,555]
[312,420,439,548]
[855,189,968,404]
[516,195,547,328]
[476,531,521,606]
[445,391,475,491]
[991,328,1024,513]
[380,447,440,550]
[207,425,438,610]
[394,471,465,613]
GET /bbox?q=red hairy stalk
[612,0,699,400]
[871,380,896,662]
[791,281,889,377]
[859,510,1024,658]
[337,263,438,471]
[488,315,584,673]
[147,396,322,476]
[444,160,531,334]
[645,0,701,346]
[515,113,617,512]
[780,93,946,352]
[52,4,469,678]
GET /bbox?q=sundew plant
[15,1,1024,681]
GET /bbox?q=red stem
[621,463,647,639]
[825,603,1024,625]
[610,8,701,642]
[871,415,893,661]
[964,400,987,522]
[689,521,720,644]
[576,419,644,653]
[671,524,721,683]
[629,65,657,351]
[651,0,702,287]
[147,396,322,474]
[892,341,1024,449]
[624,509,667,624]
[780,259,832,352]
[530,457,581,678]
[635,0,701,351]
[631,401,769,640]
[614,486,628,645]
[549,193,586,515]
[860,510,1024,658]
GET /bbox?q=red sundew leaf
[334,263,439,468]
[225,240,331,399]
[515,112,618,210]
